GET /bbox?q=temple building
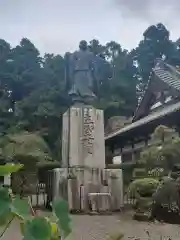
[105,59,180,164]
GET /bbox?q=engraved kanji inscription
[83,109,95,154]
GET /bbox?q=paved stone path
[1,214,180,239]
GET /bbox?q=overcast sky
[1,0,180,55]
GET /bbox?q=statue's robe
[68,49,96,101]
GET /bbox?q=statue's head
[79,40,88,51]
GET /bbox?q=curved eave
[105,101,180,142]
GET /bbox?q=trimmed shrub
[128,178,159,199]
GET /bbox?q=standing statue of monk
[65,40,111,105]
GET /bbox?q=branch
[0,216,14,238]
[28,196,36,216]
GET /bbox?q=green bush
[128,178,159,199]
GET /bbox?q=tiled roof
[105,100,180,140]
[105,60,180,141]
[133,60,180,121]
[153,62,180,91]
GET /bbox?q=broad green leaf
[0,163,23,176]
[0,186,12,225]
[20,221,25,235]
[43,217,60,239]
[0,212,13,226]
[53,199,69,215]
[50,221,60,239]
[23,217,51,240]
[11,196,30,220]
[52,199,71,237]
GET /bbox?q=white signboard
[113,155,122,164]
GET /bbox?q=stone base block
[62,106,105,170]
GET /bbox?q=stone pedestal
[62,105,105,173]
[61,105,106,212]
[60,105,124,213]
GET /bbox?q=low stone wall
[52,167,124,213]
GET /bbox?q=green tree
[0,131,52,195]
[140,125,180,173]
[100,41,137,118]
[15,52,67,159]
[11,38,43,105]
[88,39,105,55]
[132,23,175,98]
[1,131,52,164]
[0,23,179,163]
[0,40,15,135]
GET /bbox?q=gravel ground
[1,213,180,240]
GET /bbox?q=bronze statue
[65,40,111,104]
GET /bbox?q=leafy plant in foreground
[0,163,71,239]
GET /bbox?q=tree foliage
[0,23,180,160]
[0,131,52,168]
[128,178,159,220]
[128,178,159,199]
[140,125,180,172]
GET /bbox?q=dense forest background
[1,23,180,160]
